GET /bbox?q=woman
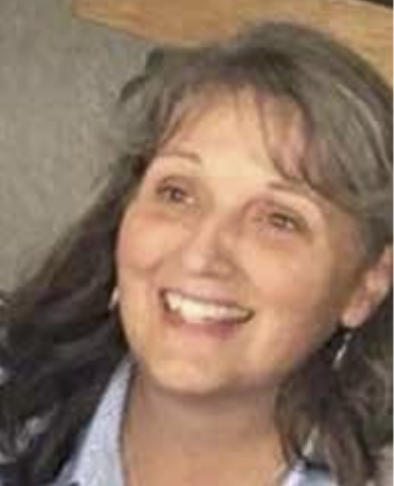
[0,22,392,486]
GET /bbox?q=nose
[178,215,238,279]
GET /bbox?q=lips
[160,289,254,332]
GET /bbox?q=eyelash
[255,209,306,235]
[270,212,302,231]
[155,181,194,206]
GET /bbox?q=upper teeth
[163,290,253,325]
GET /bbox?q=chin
[141,358,234,398]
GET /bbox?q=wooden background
[73,0,392,82]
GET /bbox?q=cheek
[243,242,346,326]
[116,207,187,275]
[239,250,341,378]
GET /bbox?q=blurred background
[0,0,151,291]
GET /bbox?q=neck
[121,369,286,486]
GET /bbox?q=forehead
[159,89,310,180]
[147,91,334,219]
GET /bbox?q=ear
[341,246,393,329]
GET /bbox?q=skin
[115,92,390,486]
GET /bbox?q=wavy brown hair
[0,22,392,486]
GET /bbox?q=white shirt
[55,360,338,486]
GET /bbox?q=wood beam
[73,0,392,82]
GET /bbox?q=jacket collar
[55,358,336,486]
[57,359,132,486]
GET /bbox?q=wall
[0,0,150,291]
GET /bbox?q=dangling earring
[109,287,119,311]
[332,331,353,370]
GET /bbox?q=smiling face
[116,92,369,399]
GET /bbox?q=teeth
[163,290,253,325]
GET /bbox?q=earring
[109,287,119,311]
[332,331,353,370]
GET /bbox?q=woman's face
[116,94,368,398]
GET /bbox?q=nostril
[179,222,237,278]
[179,243,235,278]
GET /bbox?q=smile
[161,289,254,326]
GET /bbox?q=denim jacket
[54,360,338,486]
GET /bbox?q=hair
[0,22,392,486]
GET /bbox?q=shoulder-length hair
[0,22,392,486]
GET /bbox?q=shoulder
[305,469,339,486]
[51,359,132,486]
[284,463,340,486]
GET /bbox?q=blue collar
[56,359,337,486]
[57,359,131,486]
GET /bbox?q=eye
[267,211,303,233]
[155,180,194,206]
[253,205,307,237]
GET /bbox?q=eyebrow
[266,180,326,213]
[156,148,203,165]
